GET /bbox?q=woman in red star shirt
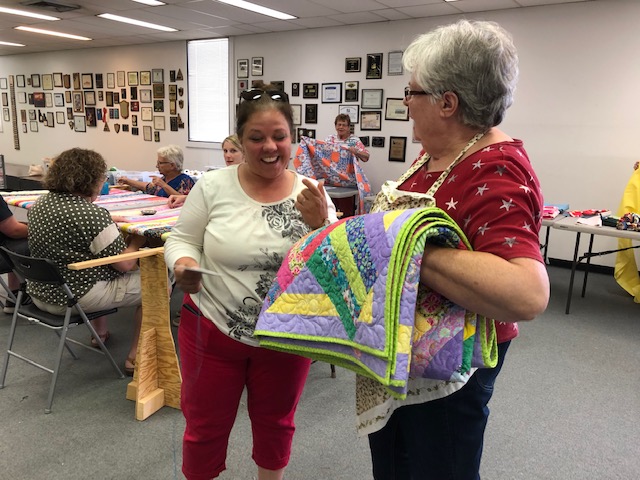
[365,20,550,480]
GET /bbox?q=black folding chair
[0,256,16,309]
[0,247,124,413]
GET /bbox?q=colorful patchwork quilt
[3,189,178,239]
[255,207,497,398]
[293,136,371,214]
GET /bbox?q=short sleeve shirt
[0,196,13,243]
[27,192,125,305]
[145,173,195,198]
[399,140,544,343]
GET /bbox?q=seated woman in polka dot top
[27,148,147,375]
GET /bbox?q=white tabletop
[552,216,640,240]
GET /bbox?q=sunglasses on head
[239,89,289,103]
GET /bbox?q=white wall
[1,0,638,266]
[233,0,640,266]
[0,42,224,173]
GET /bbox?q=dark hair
[236,81,294,138]
[45,148,106,197]
[334,114,351,126]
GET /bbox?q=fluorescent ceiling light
[0,41,25,47]
[0,6,59,21]
[97,13,177,32]
[215,0,296,20]
[14,26,91,41]
[131,0,166,5]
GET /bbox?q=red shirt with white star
[399,140,544,343]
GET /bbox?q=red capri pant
[178,295,311,480]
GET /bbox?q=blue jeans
[368,341,511,480]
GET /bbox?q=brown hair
[236,82,293,139]
[334,114,351,126]
[45,148,106,197]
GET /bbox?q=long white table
[551,216,640,313]
[541,215,567,264]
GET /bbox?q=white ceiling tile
[451,0,521,13]
[289,17,346,28]
[396,3,462,17]
[371,8,413,21]
[0,0,604,53]
[326,11,390,25]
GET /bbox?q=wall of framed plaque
[0,41,189,175]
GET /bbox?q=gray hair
[403,19,519,130]
[157,144,184,171]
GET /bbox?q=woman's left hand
[296,179,328,229]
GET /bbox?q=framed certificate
[290,104,301,125]
[53,72,63,88]
[81,73,93,89]
[141,107,153,121]
[237,59,249,79]
[140,71,151,86]
[339,105,359,124]
[251,57,263,76]
[42,74,53,90]
[321,83,342,103]
[152,69,164,83]
[128,71,139,86]
[153,115,165,130]
[385,98,409,121]
[360,110,382,131]
[387,51,404,76]
[361,89,383,109]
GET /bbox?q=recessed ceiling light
[97,13,177,32]
[0,6,59,21]
[14,26,91,41]
[215,0,296,20]
[0,41,25,47]
[131,0,166,6]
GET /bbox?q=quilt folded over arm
[255,207,497,399]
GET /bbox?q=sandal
[90,331,110,348]
[124,356,136,377]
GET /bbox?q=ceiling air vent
[19,0,81,13]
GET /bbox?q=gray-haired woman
[363,20,549,479]
[118,144,195,197]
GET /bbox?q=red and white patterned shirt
[399,140,544,343]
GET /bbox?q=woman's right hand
[173,257,203,293]
[168,194,187,209]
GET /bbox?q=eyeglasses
[239,89,289,104]
[404,86,431,100]
[156,161,172,166]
